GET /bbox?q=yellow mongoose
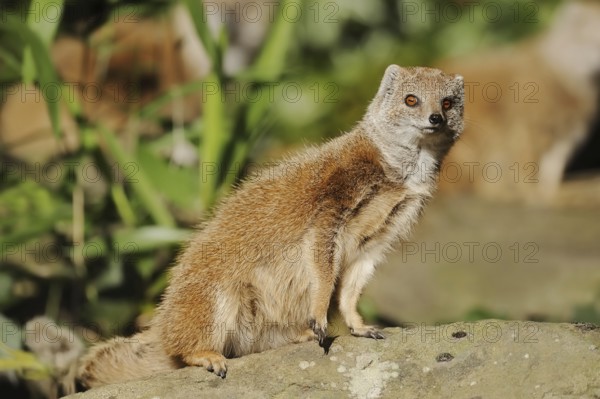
[78,66,464,387]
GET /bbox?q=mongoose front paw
[309,318,328,345]
[184,351,228,379]
[293,328,317,344]
[206,363,227,379]
[350,326,385,340]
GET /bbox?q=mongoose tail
[77,328,180,389]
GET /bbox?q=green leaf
[0,46,22,79]
[0,181,71,250]
[199,73,231,209]
[146,272,169,300]
[136,146,200,212]
[22,0,64,83]
[82,300,138,336]
[0,15,62,137]
[94,258,124,292]
[0,314,21,350]
[26,0,64,47]
[113,226,191,254]
[98,126,176,228]
[21,49,35,85]
[0,343,51,379]
[0,314,50,379]
[135,257,157,281]
[0,275,15,308]
[183,0,219,71]
[243,0,296,82]
[138,81,204,120]
[111,184,137,227]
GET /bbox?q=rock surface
[66,320,600,399]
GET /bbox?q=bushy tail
[77,328,181,389]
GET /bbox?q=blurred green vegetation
[0,0,567,380]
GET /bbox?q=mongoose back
[78,65,464,387]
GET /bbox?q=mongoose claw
[184,351,227,379]
[350,326,386,340]
[210,364,227,379]
[212,362,227,379]
[309,318,328,345]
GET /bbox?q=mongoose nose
[429,113,444,125]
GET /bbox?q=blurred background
[1,0,599,396]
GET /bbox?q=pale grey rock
[65,320,600,399]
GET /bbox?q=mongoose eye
[405,95,419,107]
[442,98,453,111]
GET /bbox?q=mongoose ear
[452,74,465,95]
[454,74,464,91]
[377,64,403,98]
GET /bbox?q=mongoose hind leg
[183,350,227,378]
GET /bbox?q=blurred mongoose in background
[78,65,464,387]
[438,1,600,203]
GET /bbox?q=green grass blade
[0,343,51,379]
[2,15,62,137]
[0,46,22,78]
[26,0,64,46]
[183,0,219,71]
[113,226,191,253]
[244,0,296,82]
[138,80,205,120]
[111,184,137,227]
[98,126,176,228]
[26,0,64,134]
[23,0,64,84]
[199,73,230,209]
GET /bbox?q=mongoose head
[366,65,464,148]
